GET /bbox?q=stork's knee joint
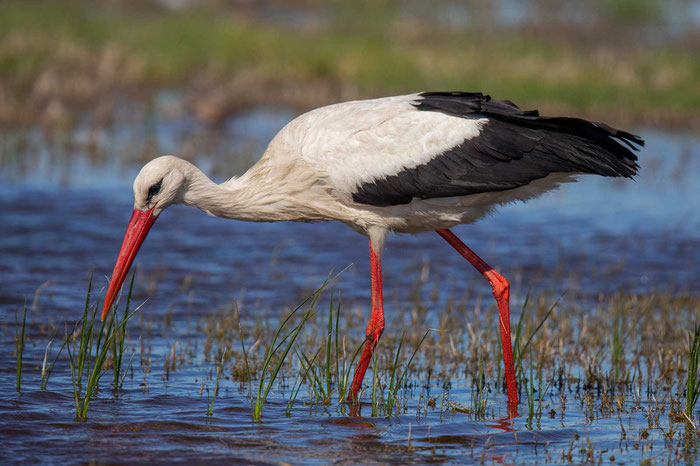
[486,271,509,302]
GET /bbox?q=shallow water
[0,102,698,463]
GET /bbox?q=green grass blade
[518,291,564,377]
[261,308,314,407]
[234,306,254,414]
[513,289,530,375]
[298,344,327,400]
[207,348,227,416]
[287,345,323,415]
[687,323,700,417]
[325,291,333,400]
[114,273,135,390]
[386,332,405,415]
[15,305,27,392]
[334,294,341,399]
[395,330,430,394]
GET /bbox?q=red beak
[102,208,157,320]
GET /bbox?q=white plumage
[293,93,487,193]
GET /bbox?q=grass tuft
[242,273,341,421]
[66,274,141,421]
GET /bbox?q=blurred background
[1,0,698,181]
[1,0,699,126]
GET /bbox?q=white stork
[101,92,642,408]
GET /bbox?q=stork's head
[132,155,187,216]
[102,156,189,320]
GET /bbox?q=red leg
[349,241,384,401]
[436,229,519,408]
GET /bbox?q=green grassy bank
[1,1,698,127]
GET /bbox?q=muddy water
[0,102,698,463]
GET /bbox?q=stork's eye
[147,180,162,200]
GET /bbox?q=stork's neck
[181,163,314,222]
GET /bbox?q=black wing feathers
[352,92,642,207]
